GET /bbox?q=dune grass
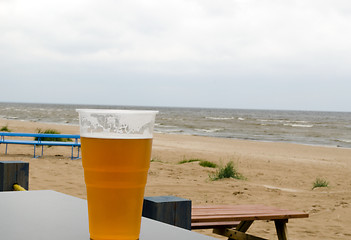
[199,160,217,168]
[178,158,244,180]
[178,158,218,169]
[210,161,246,181]
[151,157,162,163]
[312,178,329,189]
[178,158,201,164]
[0,125,11,132]
[35,128,71,142]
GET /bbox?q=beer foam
[77,109,158,139]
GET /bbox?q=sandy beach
[1,118,351,239]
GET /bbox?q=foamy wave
[336,139,351,143]
[195,128,223,133]
[162,129,184,133]
[157,124,178,128]
[206,117,234,120]
[259,119,286,123]
[259,119,313,128]
[284,124,313,128]
[259,119,309,124]
[238,117,245,121]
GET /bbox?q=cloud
[1,0,351,110]
[2,1,351,64]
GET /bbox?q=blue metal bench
[0,132,81,159]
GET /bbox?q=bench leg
[213,220,261,240]
[236,220,254,232]
[33,145,43,158]
[213,226,267,240]
[275,219,288,240]
[69,146,81,160]
[71,146,81,160]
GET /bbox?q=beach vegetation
[199,160,217,168]
[178,158,217,168]
[178,158,201,164]
[0,125,11,132]
[312,178,329,190]
[151,157,162,163]
[210,161,245,181]
[35,128,72,142]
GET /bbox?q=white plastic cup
[77,109,158,240]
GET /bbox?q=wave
[205,117,234,120]
[194,128,223,133]
[335,139,351,143]
[283,124,314,128]
[160,129,184,133]
[259,119,286,123]
[156,123,179,128]
[259,119,309,124]
[258,119,313,128]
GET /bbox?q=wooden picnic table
[192,205,309,240]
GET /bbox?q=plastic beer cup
[77,109,158,240]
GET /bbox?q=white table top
[0,190,217,240]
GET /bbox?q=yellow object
[13,184,27,191]
[81,137,152,240]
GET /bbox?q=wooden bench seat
[192,205,309,240]
[191,220,240,229]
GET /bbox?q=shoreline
[1,118,351,239]
[1,117,349,150]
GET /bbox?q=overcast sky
[1,0,351,111]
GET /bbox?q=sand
[1,118,351,239]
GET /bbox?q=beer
[81,137,152,240]
[77,109,157,240]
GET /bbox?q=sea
[1,102,351,148]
